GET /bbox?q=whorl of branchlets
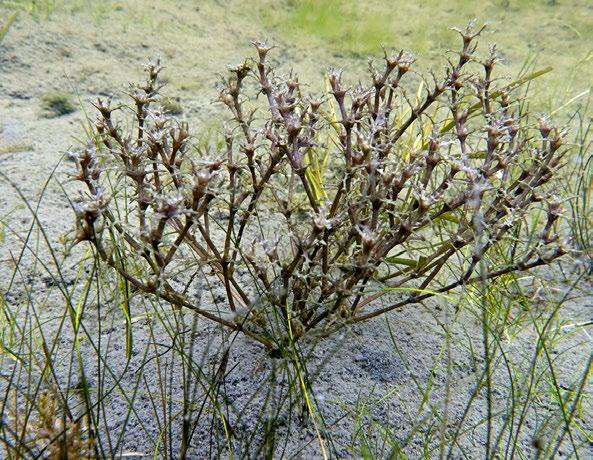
[70,23,568,351]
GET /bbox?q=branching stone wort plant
[69,24,568,353]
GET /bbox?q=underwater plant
[69,24,568,353]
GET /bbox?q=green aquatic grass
[0,1,591,457]
[571,97,593,270]
[335,272,592,458]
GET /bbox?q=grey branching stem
[70,24,568,351]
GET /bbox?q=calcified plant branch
[70,24,568,351]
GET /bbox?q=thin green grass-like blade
[551,88,591,115]
[433,212,460,224]
[0,12,17,44]
[384,256,417,267]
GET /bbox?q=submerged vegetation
[0,2,591,458]
[72,25,567,351]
